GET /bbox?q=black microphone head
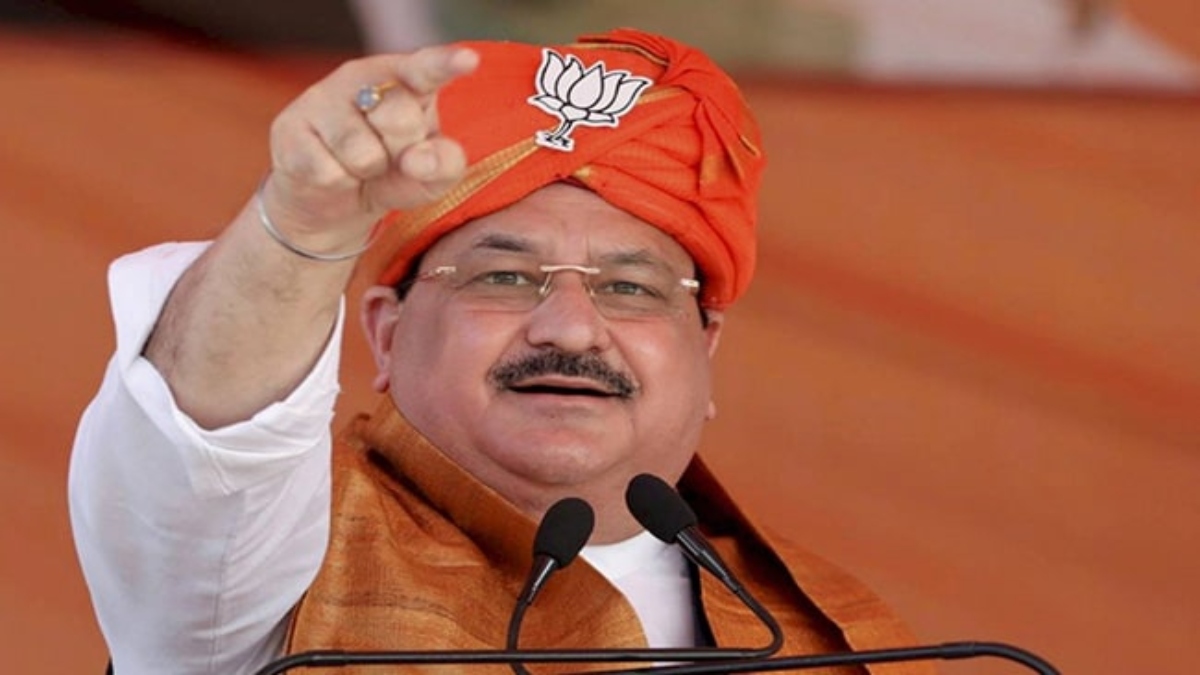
[625,473,698,543]
[533,497,595,568]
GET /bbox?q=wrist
[255,177,379,263]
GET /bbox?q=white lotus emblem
[527,48,653,152]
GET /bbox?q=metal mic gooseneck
[624,473,785,655]
[507,497,596,675]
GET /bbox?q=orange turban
[360,28,766,309]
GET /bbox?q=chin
[498,442,623,487]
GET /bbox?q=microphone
[507,497,596,675]
[626,474,749,594]
[515,497,595,607]
[625,473,783,651]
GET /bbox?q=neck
[503,477,648,545]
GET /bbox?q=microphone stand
[250,638,1062,675]
[255,643,778,675]
[253,636,1059,675]
[576,640,1061,675]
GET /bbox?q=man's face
[363,184,724,536]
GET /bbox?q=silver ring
[354,81,398,113]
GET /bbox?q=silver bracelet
[255,180,375,262]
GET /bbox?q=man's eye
[477,270,536,286]
[600,279,659,297]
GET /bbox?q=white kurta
[69,243,694,674]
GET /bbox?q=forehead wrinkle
[469,232,539,255]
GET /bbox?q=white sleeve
[68,242,342,675]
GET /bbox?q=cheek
[624,327,714,416]
[388,310,517,403]
[618,328,715,481]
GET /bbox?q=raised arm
[147,46,478,428]
[70,46,480,675]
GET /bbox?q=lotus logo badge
[527,48,653,152]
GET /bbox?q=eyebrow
[596,249,669,269]
[470,233,537,254]
[467,233,688,273]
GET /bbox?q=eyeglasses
[408,253,700,320]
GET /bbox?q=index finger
[392,45,480,99]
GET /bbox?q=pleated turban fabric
[361,28,766,309]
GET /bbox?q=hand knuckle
[347,147,387,177]
[377,100,427,142]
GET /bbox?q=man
[70,28,927,674]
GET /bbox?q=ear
[360,285,403,393]
[701,309,724,420]
[702,309,725,359]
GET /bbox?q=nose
[524,268,613,353]
[536,264,599,298]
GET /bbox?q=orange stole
[287,399,933,674]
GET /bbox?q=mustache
[489,350,638,399]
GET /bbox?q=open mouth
[508,382,616,398]
[489,350,638,399]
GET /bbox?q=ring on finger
[354,81,399,113]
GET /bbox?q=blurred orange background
[1,5,1197,674]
